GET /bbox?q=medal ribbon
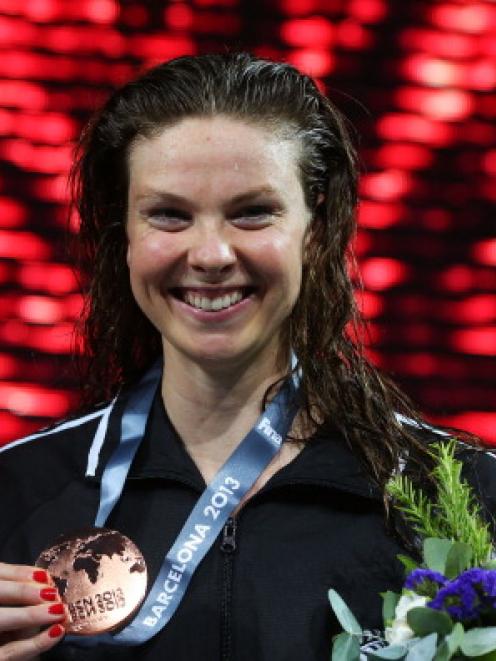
[68,361,298,646]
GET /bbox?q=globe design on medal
[36,527,148,635]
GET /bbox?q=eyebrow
[134,186,280,207]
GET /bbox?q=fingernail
[33,570,49,584]
[40,588,58,601]
[48,623,65,638]
[48,603,65,615]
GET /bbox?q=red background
[0,0,495,445]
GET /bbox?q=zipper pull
[220,517,237,553]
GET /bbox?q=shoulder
[0,397,123,494]
[397,414,496,516]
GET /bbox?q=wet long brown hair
[70,52,459,492]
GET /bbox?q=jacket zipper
[220,516,237,661]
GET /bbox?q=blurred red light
[401,353,439,377]
[17,296,65,324]
[32,175,69,203]
[164,4,193,30]
[482,151,496,176]
[0,81,47,110]
[0,382,73,417]
[348,0,386,23]
[466,60,496,91]
[373,143,433,169]
[448,295,496,324]
[119,5,148,27]
[361,258,409,290]
[377,114,453,146]
[0,353,18,378]
[399,28,477,60]
[358,201,403,228]
[192,13,241,34]
[395,88,473,121]
[472,239,496,266]
[430,3,496,34]
[402,55,462,87]
[129,34,196,59]
[432,412,496,445]
[287,49,334,77]
[0,231,50,260]
[279,0,321,14]
[360,170,413,201]
[336,20,372,49]
[0,412,38,447]
[24,0,57,22]
[450,327,496,355]
[355,290,384,318]
[86,0,118,23]
[281,17,334,47]
[438,266,475,292]
[17,263,78,294]
[0,198,27,228]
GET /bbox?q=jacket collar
[96,387,382,502]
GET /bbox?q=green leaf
[444,542,473,579]
[405,633,438,660]
[460,627,496,656]
[423,538,453,574]
[471,652,496,661]
[331,632,360,661]
[434,622,464,661]
[328,589,362,635]
[398,555,419,575]
[482,560,496,570]
[366,645,407,659]
[407,607,453,637]
[382,591,401,625]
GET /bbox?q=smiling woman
[0,52,493,661]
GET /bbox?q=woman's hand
[0,562,66,660]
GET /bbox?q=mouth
[169,287,256,312]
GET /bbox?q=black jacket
[1,388,495,661]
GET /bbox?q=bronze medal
[36,527,147,635]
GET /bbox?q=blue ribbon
[67,361,298,646]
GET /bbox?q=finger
[0,603,66,634]
[0,623,65,660]
[0,566,52,588]
[0,581,60,607]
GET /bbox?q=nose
[187,222,236,275]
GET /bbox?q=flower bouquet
[329,440,496,660]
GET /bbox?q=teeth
[183,290,244,311]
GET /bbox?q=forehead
[127,116,302,199]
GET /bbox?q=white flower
[385,593,428,645]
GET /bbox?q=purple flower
[405,569,447,597]
[428,569,496,622]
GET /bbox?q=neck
[161,346,287,482]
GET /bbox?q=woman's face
[126,116,312,371]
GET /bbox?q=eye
[145,207,191,230]
[231,205,275,228]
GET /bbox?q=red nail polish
[48,603,65,615]
[48,623,65,638]
[33,570,49,584]
[40,588,58,601]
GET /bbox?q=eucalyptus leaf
[405,633,438,660]
[434,623,464,661]
[397,555,419,575]
[460,627,496,656]
[423,538,453,574]
[407,607,453,637]
[444,542,473,579]
[331,632,360,661]
[328,589,362,635]
[366,644,407,659]
[482,560,496,570]
[382,591,401,625]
